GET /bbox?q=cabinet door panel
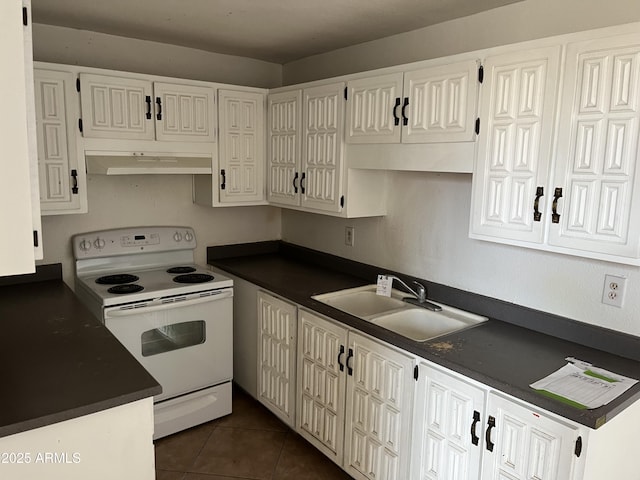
[403,60,479,143]
[296,310,347,463]
[302,83,345,213]
[35,69,86,214]
[154,82,216,142]
[549,34,640,258]
[470,46,561,243]
[257,292,296,426]
[344,332,414,480]
[346,73,403,144]
[79,73,154,140]
[482,392,582,480]
[268,90,302,206]
[219,90,265,203]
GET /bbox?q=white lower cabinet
[297,308,415,480]
[257,291,297,427]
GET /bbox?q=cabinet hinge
[76,78,81,92]
[475,118,480,135]
[33,230,39,248]
[478,65,484,84]
[340,195,345,208]
[78,118,83,133]
[413,365,419,381]
[574,436,583,457]
[22,6,28,26]
[344,86,348,101]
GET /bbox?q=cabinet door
[154,82,216,142]
[35,69,86,215]
[346,73,403,144]
[470,46,562,243]
[344,332,415,480]
[548,33,640,259]
[218,89,265,203]
[403,60,479,143]
[0,0,38,275]
[412,363,485,480]
[257,292,297,427]
[79,73,154,140]
[482,392,583,480]
[268,90,302,206]
[297,309,348,464]
[302,83,345,213]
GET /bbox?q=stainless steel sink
[313,284,487,341]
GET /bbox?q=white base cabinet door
[297,309,349,464]
[257,291,297,427]
[412,363,486,480]
[482,391,584,480]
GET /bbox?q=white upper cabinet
[302,82,346,213]
[470,31,640,265]
[218,89,265,204]
[34,69,87,215]
[470,46,562,244]
[547,33,640,259]
[0,0,41,276]
[345,60,480,145]
[79,73,216,142]
[267,90,302,207]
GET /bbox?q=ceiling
[31,0,522,64]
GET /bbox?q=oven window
[141,320,206,357]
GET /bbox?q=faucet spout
[385,275,442,312]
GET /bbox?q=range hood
[85,152,212,175]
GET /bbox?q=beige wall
[283,0,640,84]
[281,1,640,337]
[33,24,282,88]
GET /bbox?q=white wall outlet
[345,226,355,247]
[602,274,626,308]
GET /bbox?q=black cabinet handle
[145,96,152,120]
[220,169,226,190]
[533,186,544,222]
[401,97,409,126]
[471,410,481,446]
[485,416,496,452]
[552,187,563,224]
[293,172,299,194]
[71,169,79,194]
[156,97,162,121]
[337,345,345,372]
[300,172,306,195]
[346,347,354,376]
[393,97,401,126]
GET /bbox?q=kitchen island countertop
[208,241,640,430]
[0,264,161,438]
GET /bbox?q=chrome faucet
[386,275,442,312]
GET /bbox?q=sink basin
[312,285,408,319]
[371,307,486,342]
[313,284,487,341]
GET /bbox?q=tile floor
[154,386,353,480]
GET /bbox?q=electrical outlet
[345,226,355,247]
[602,274,626,308]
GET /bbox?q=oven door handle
[104,290,233,318]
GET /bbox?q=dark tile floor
[154,386,353,480]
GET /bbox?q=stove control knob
[173,231,183,242]
[79,239,92,251]
[94,238,106,249]
[184,231,194,242]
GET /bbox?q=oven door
[103,288,233,403]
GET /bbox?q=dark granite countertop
[0,264,161,438]
[208,241,640,430]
